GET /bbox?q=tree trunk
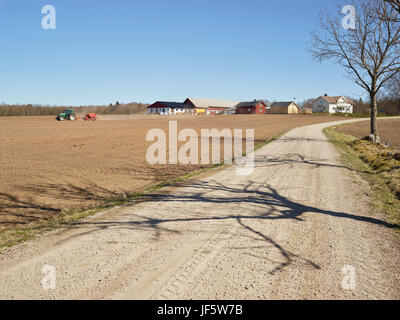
[369,91,380,143]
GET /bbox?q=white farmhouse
[312,95,354,114]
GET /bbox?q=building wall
[312,97,353,114]
[288,103,299,114]
[207,107,226,115]
[255,103,266,114]
[236,103,266,114]
[172,108,185,114]
[329,103,353,113]
[236,106,255,114]
[270,103,299,114]
[147,102,169,115]
[312,98,330,113]
[158,107,171,115]
[271,106,288,114]
[195,108,206,115]
[147,102,191,115]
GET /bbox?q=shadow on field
[0,163,208,229]
[20,182,121,202]
[0,182,119,228]
[0,192,60,226]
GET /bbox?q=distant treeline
[0,102,149,117]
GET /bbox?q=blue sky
[0,0,365,106]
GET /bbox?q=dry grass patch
[350,139,400,198]
[325,127,400,226]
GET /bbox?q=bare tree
[310,0,400,142]
[385,0,400,13]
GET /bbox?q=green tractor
[56,109,77,121]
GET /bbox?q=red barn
[235,101,267,114]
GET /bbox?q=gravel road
[0,119,399,300]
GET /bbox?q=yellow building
[195,108,206,114]
[270,102,300,114]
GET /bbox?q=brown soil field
[0,114,347,230]
[337,118,400,148]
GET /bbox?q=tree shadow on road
[60,179,398,275]
[253,153,375,174]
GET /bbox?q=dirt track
[0,118,399,300]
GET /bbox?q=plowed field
[0,114,348,230]
[336,118,400,148]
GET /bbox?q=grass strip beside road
[324,127,400,230]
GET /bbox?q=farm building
[184,98,239,115]
[235,101,268,114]
[147,101,192,115]
[312,95,354,114]
[270,102,300,114]
[226,107,237,114]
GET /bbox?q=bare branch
[385,0,400,14]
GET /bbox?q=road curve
[0,119,399,300]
